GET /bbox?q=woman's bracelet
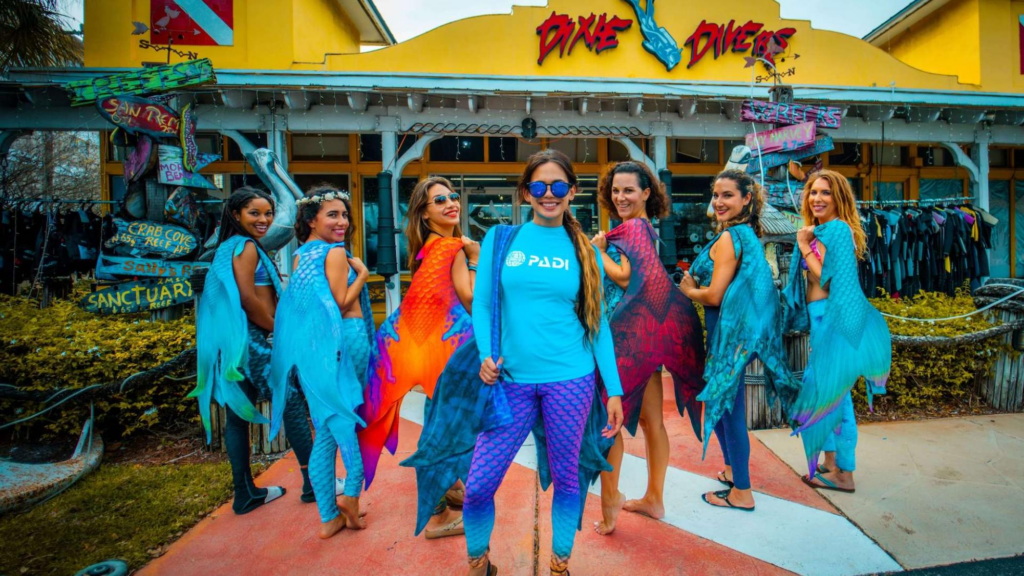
[467,261,478,272]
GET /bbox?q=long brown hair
[517,149,603,344]
[294,184,355,244]
[711,169,766,237]
[597,161,670,219]
[405,176,463,273]
[801,169,867,260]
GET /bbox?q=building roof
[341,0,396,46]
[863,0,950,46]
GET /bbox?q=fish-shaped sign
[104,218,198,258]
[65,59,215,106]
[96,95,181,139]
[80,277,194,314]
[95,253,208,280]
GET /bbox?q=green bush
[864,289,1010,415]
[0,292,197,439]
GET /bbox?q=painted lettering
[537,11,632,65]
[683,19,793,68]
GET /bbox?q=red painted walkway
[142,379,835,575]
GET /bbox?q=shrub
[863,289,1009,415]
[0,292,197,440]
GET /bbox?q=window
[672,139,720,164]
[668,176,715,269]
[194,133,222,156]
[1014,149,1024,169]
[488,137,518,163]
[547,138,600,163]
[291,134,350,161]
[921,147,952,167]
[830,142,864,165]
[357,134,417,162]
[872,144,909,167]
[226,132,269,161]
[362,175,417,272]
[990,148,1009,168]
[429,136,484,162]
[873,182,904,202]
[608,138,646,162]
[109,176,127,202]
[919,179,964,201]
[292,174,351,194]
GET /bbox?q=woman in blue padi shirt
[464,149,624,576]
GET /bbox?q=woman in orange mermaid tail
[358,176,479,539]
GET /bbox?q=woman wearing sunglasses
[457,149,624,576]
[358,176,479,539]
[591,161,706,535]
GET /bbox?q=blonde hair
[405,176,463,273]
[801,169,867,260]
[518,149,603,344]
[711,169,766,237]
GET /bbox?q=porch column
[377,121,401,313]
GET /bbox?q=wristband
[467,263,478,272]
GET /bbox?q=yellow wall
[298,0,976,91]
[84,0,359,69]
[883,0,982,85]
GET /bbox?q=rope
[879,285,1024,323]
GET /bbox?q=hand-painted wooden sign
[747,135,834,174]
[97,96,181,139]
[762,179,804,208]
[180,103,199,171]
[123,135,155,186]
[65,59,215,106]
[104,218,198,258]
[96,254,208,280]
[745,121,815,155]
[157,145,219,190]
[741,100,842,129]
[80,278,194,314]
[164,187,200,230]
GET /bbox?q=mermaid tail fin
[399,340,510,535]
[604,219,705,438]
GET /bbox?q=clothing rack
[857,196,975,207]
[1,198,118,205]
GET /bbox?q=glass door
[466,186,517,241]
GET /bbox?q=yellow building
[2,0,1023,318]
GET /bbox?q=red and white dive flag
[150,0,234,47]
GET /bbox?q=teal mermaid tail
[783,220,891,477]
[693,224,799,455]
[269,241,368,439]
[193,236,281,442]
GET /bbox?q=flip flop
[716,471,734,488]
[424,515,465,540]
[817,464,831,475]
[802,474,855,493]
[701,489,754,512]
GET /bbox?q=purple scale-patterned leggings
[463,373,595,568]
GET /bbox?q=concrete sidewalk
[755,414,1024,570]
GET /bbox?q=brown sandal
[424,515,465,540]
[445,487,465,509]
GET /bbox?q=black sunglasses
[431,192,461,205]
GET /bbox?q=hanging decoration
[747,135,834,174]
[64,59,215,106]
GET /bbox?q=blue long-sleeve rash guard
[473,222,623,397]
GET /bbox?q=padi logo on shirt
[506,250,571,270]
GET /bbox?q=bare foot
[318,515,346,539]
[594,491,625,535]
[623,496,665,520]
[340,495,367,530]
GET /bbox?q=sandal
[802,474,855,493]
[701,489,754,512]
[716,471,733,488]
[424,515,465,540]
[817,464,831,475]
[445,487,465,509]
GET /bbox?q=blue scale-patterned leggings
[309,318,371,523]
[463,373,595,567]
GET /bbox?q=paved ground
[755,414,1024,570]
[141,379,1023,575]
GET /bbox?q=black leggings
[224,380,315,514]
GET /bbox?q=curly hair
[711,169,766,237]
[294,183,355,244]
[406,176,464,273]
[597,161,670,219]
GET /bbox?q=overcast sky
[61,0,909,41]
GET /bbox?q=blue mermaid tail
[269,241,368,440]
[693,224,799,456]
[783,220,891,477]
[192,236,282,442]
